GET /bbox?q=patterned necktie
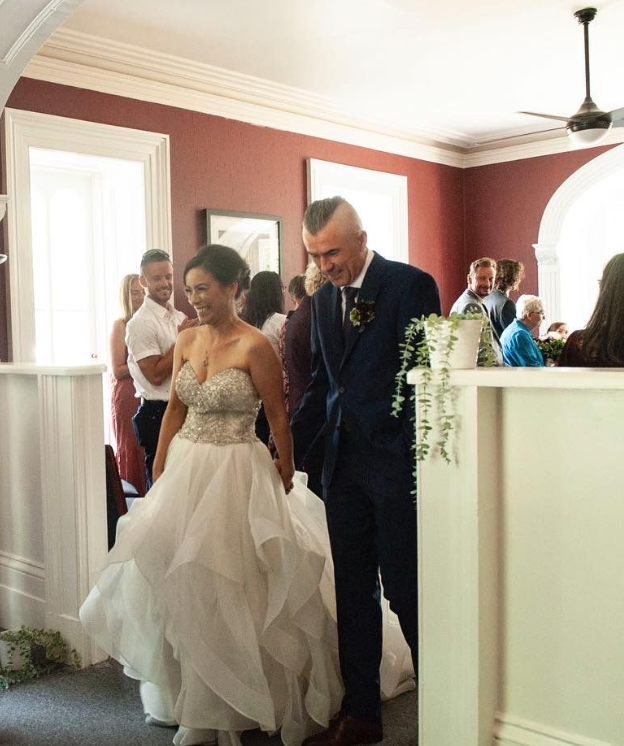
[342,287,359,342]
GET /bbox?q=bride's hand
[274,458,295,494]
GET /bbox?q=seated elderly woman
[500,294,545,367]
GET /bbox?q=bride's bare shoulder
[237,322,272,355]
[178,326,202,344]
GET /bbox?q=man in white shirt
[126,249,196,488]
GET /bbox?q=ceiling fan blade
[607,107,624,125]
[510,125,565,140]
[519,111,570,123]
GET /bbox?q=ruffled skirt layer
[80,434,413,746]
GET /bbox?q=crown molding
[24,29,468,168]
[463,126,624,168]
[1,0,71,66]
[22,28,622,170]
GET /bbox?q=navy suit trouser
[132,399,167,490]
[323,435,418,721]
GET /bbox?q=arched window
[535,144,624,332]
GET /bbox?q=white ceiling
[50,0,624,151]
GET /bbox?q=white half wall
[409,367,624,746]
[0,363,108,666]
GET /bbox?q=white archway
[534,143,624,330]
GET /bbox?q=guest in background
[109,274,147,495]
[242,271,287,354]
[242,270,287,443]
[450,257,497,314]
[282,263,328,496]
[285,263,327,415]
[277,274,307,384]
[558,253,624,367]
[500,294,545,367]
[287,274,307,314]
[546,321,568,340]
[482,259,525,339]
[450,257,503,365]
[127,249,196,488]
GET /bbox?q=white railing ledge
[0,362,107,376]
[407,365,624,390]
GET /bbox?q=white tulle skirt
[80,435,413,746]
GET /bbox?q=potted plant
[392,312,495,467]
[0,625,81,691]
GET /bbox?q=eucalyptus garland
[392,312,495,477]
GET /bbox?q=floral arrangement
[392,312,495,474]
[0,626,81,690]
[349,300,375,332]
[536,335,566,365]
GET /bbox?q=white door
[29,150,147,366]
[3,108,172,365]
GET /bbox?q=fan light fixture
[520,8,624,148]
[0,255,7,265]
[567,124,610,148]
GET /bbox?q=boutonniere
[349,300,376,332]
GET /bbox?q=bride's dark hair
[184,244,251,299]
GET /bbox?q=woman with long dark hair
[558,253,624,366]
[241,271,286,443]
[241,271,286,354]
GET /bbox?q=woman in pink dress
[109,274,147,495]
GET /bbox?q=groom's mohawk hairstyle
[303,196,346,235]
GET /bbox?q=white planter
[0,632,27,671]
[426,319,482,370]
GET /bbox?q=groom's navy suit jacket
[291,252,441,491]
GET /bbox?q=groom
[291,197,441,746]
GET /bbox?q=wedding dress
[80,363,414,746]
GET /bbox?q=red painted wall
[463,144,617,299]
[3,78,618,360]
[0,78,466,360]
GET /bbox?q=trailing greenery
[392,312,495,472]
[0,625,81,691]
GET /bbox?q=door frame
[2,107,171,361]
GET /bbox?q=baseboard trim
[494,713,617,746]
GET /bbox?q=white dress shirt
[126,297,186,401]
[341,249,375,320]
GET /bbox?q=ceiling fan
[520,7,624,147]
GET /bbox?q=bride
[80,244,414,746]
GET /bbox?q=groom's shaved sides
[303,197,362,239]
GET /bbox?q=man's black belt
[140,399,167,407]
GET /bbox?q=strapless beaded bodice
[176,362,260,444]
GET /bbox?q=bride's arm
[248,336,295,493]
[152,333,190,482]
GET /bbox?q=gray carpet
[0,660,417,746]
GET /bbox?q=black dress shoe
[303,713,383,746]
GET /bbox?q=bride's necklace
[201,317,238,370]
[201,327,211,370]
